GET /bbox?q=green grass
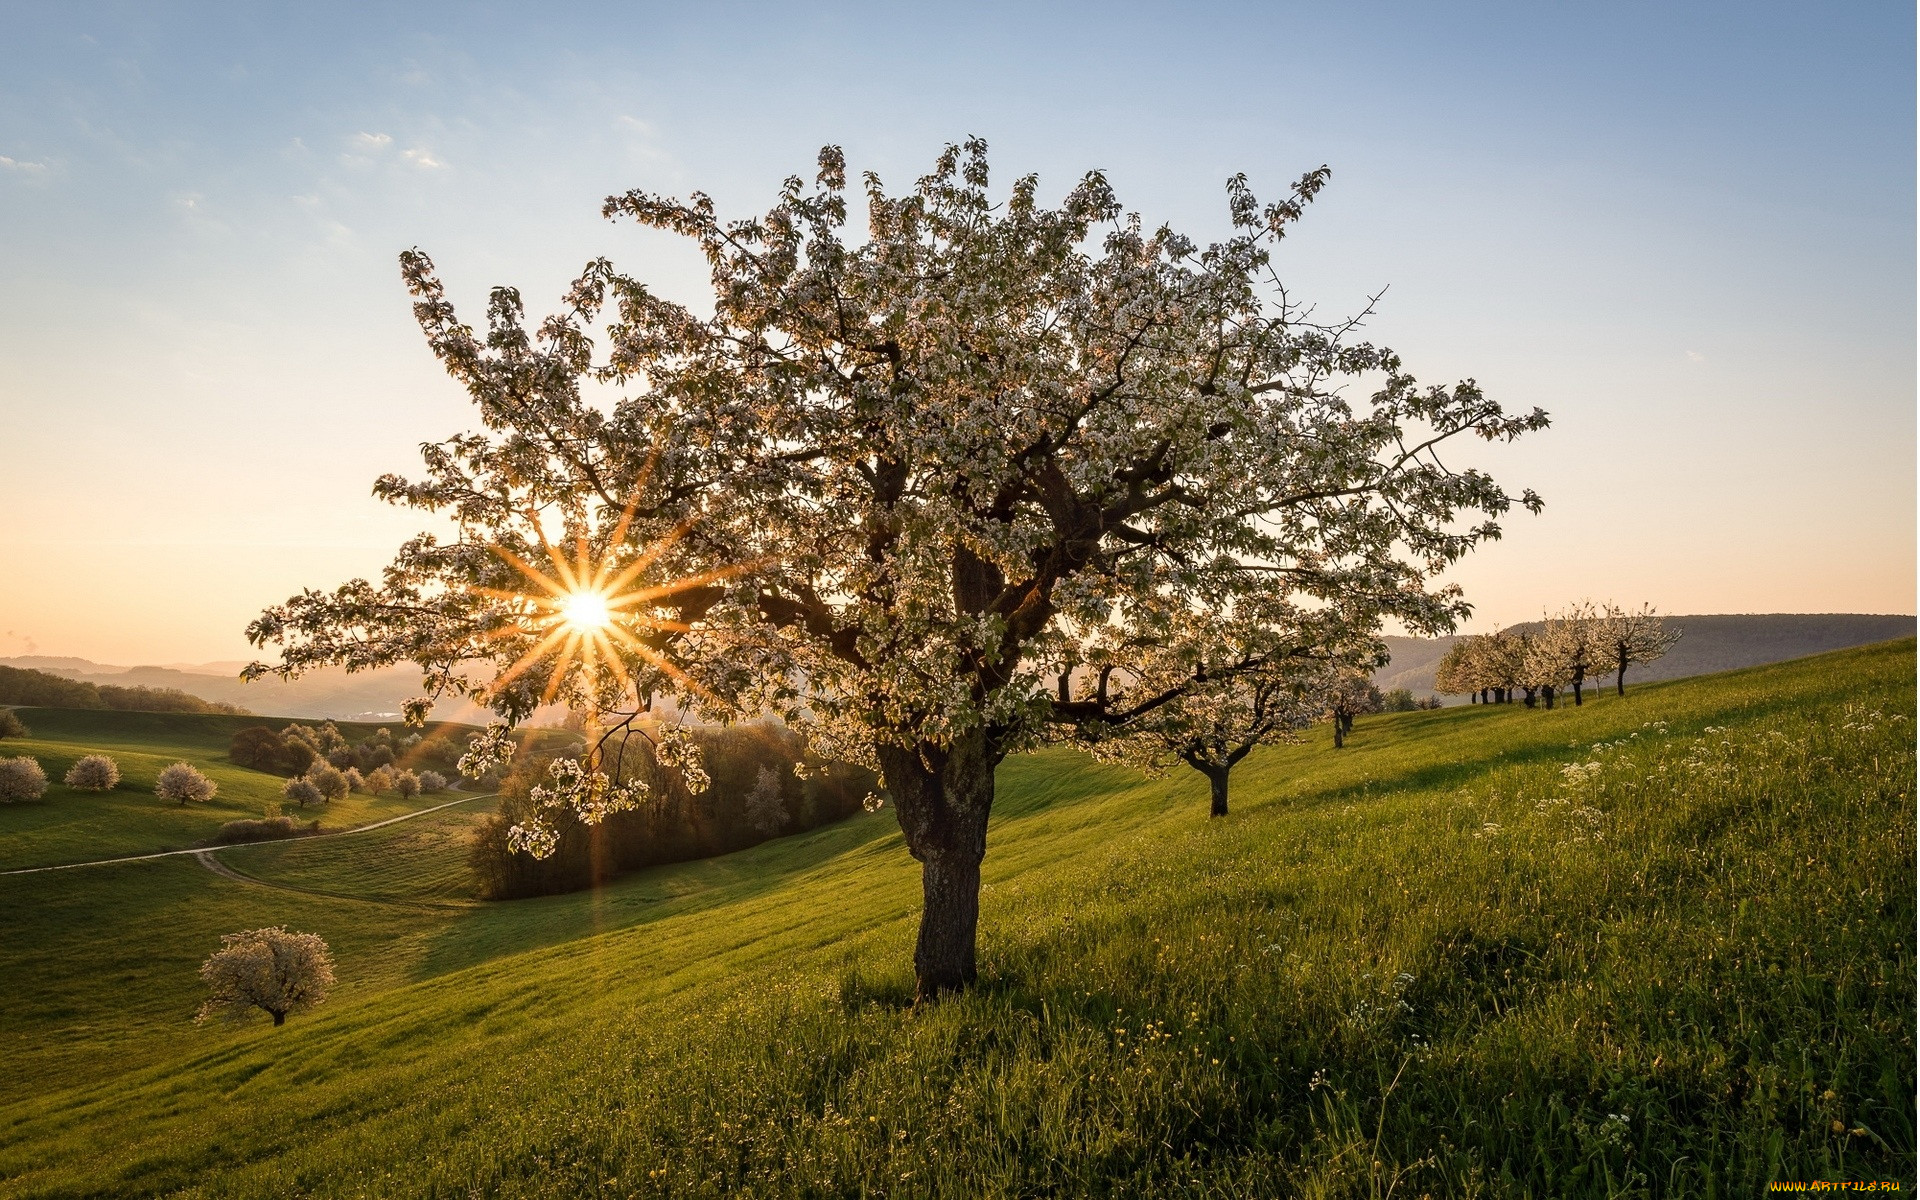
[0,642,1910,1196]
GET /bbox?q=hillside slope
[0,641,1911,1196]
[1374,612,1913,698]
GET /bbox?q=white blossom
[63,754,119,791]
[195,927,335,1027]
[155,761,216,805]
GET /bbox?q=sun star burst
[468,500,739,714]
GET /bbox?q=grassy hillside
[0,642,1911,1196]
[1375,613,1914,699]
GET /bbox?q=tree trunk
[1572,670,1584,706]
[1542,685,1556,709]
[1616,656,1628,697]
[271,1010,286,1026]
[1332,718,1345,749]
[1207,768,1230,817]
[878,731,996,1002]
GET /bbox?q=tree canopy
[246,141,1546,998]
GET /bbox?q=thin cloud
[1686,350,1707,363]
[402,147,444,168]
[0,155,48,174]
[353,131,393,149]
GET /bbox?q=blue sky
[1,1,1912,662]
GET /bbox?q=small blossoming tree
[0,756,48,802]
[1322,669,1384,749]
[281,777,322,807]
[744,764,788,834]
[155,761,216,805]
[1532,601,1605,705]
[303,763,348,803]
[245,141,1545,1000]
[1597,602,1680,695]
[196,926,335,1027]
[63,754,120,791]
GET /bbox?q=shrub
[365,765,397,795]
[155,761,217,805]
[418,770,448,794]
[282,777,323,808]
[63,754,119,791]
[195,927,334,1026]
[304,763,348,803]
[0,710,28,738]
[207,815,317,845]
[343,767,367,794]
[208,814,320,840]
[395,770,421,800]
[0,756,49,802]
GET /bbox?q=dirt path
[0,792,493,877]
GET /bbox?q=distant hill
[1374,613,1914,701]
[0,657,510,724]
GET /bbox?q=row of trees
[244,142,1549,1000]
[280,760,447,807]
[230,722,425,777]
[0,754,213,803]
[1434,603,1679,708]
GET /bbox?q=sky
[0,1,1913,666]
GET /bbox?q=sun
[560,590,612,633]
[468,493,755,715]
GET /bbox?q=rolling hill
[0,658,547,725]
[0,640,1910,1195]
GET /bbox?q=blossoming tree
[1597,602,1681,695]
[196,926,335,1027]
[1078,612,1370,816]
[245,141,1545,999]
[1531,601,1604,705]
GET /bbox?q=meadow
[0,641,1911,1196]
